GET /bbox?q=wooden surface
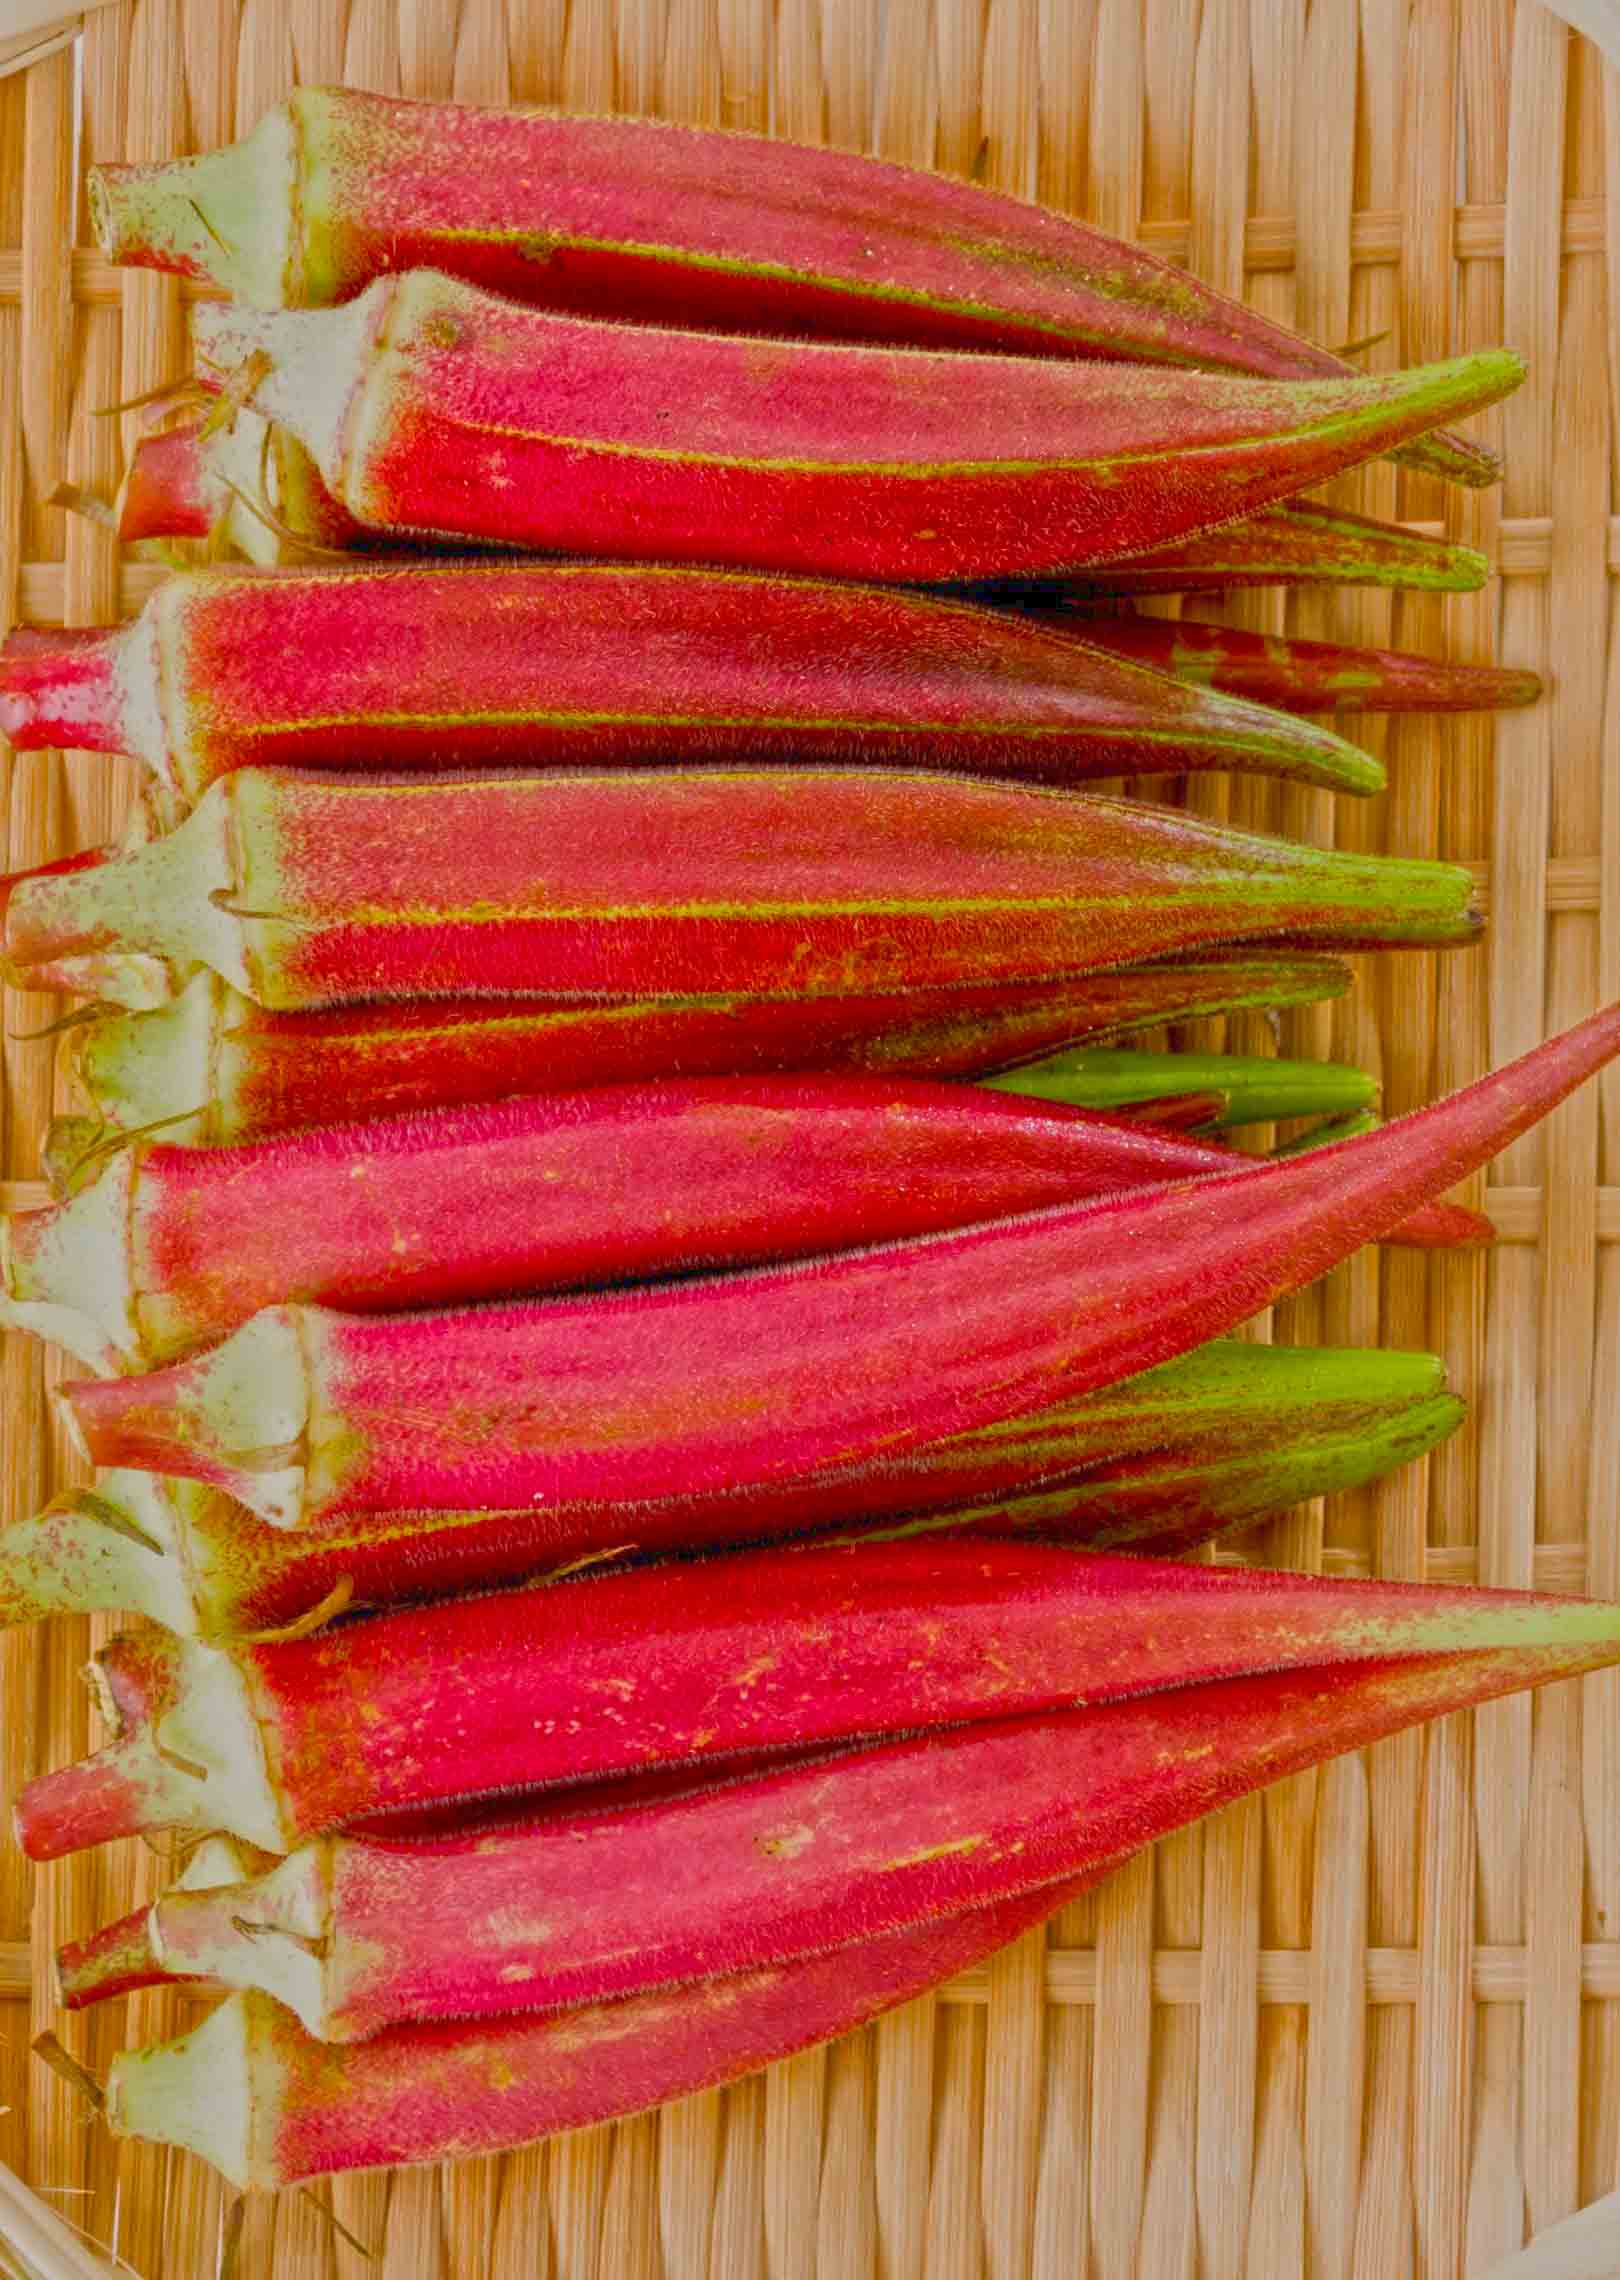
[0,2,1616,2273]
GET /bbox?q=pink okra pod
[0,561,1384,802]
[0,1344,1461,1637]
[92,89,1496,487]
[5,1075,1483,1374]
[187,274,1521,580]
[60,954,1354,1150]
[101,1640,1620,2190]
[19,1537,1601,1861]
[64,1594,1620,2040]
[1042,615,1542,716]
[0,766,1481,1013]
[51,1004,1613,1532]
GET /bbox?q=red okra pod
[69,1583,1620,2038]
[91,90,1495,487]
[61,955,1354,1149]
[1,766,1480,1014]
[188,276,1520,581]
[1052,615,1541,716]
[5,1075,1482,1374]
[102,1640,1620,2189]
[1,1345,1460,1637]
[54,1003,1619,1532]
[113,421,1493,595]
[19,1537,1597,1861]
[0,562,1383,802]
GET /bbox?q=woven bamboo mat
[0,1,1616,2273]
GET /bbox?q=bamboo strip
[377,2164,443,2280]
[548,2124,609,2280]
[762,2049,822,2280]
[657,2099,719,2280]
[1194,1795,1262,2280]
[1246,2011,1307,2277]
[978,1930,1043,2280]
[707,2080,765,2280]
[872,1998,934,2280]
[1304,1753,1369,2280]
[489,2144,549,2280]
[922,2011,983,2280]
[814,2037,875,2280]
[603,2117,661,2280]
[1028,2007,1088,2276]
[1136,2009,1198,2278]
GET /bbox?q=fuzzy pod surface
[18,1539,1608,1860]
[62,955,1355,1149]
[186,275,1522,581]
[1,767,1482,1014]
[0,563,1383,801]
[0,1345,1461,1639]
[92,89,1492,487]
[54,1000,1612,1533]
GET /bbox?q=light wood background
[1,1,1617,2273]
